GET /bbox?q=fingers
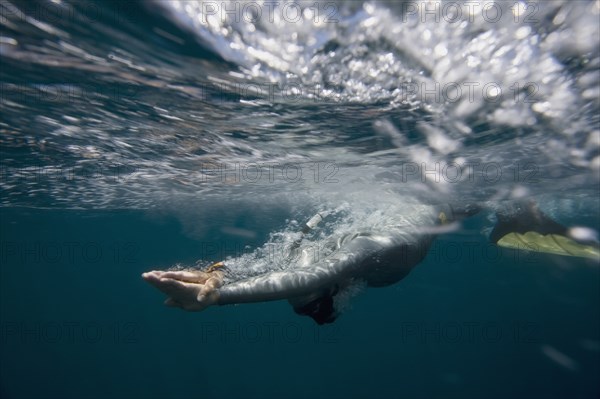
[141,271,165,289]
[142,270,210,284]
[142,269,222,311]
[142,273,199,298]
[160,270,211,283]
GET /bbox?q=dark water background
[1,0,599,398]
[2,208,599,399]
[1,208,599,399]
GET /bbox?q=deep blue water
[1,208,599,399]
[1,0,599,398]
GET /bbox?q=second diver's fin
[491,201,599,259]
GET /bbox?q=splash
[0,0,598,232]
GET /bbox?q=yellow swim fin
[497,231,600,260]
[491,201,599,260]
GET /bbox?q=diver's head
[293,295,338,325]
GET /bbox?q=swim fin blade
[491,201,600,260]
[496,231,600,259]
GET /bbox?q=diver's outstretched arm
[142,235,379,311]
[217,251,359,305]
[142,258,347,311]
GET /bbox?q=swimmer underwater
[142,201,599,325]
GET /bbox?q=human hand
[142,269,224,311]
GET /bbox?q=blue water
[1,1,599,398]
[2,208,598,399]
